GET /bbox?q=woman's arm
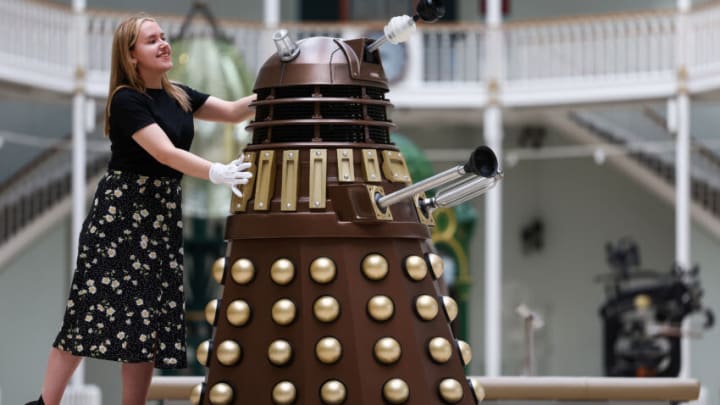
[132,123,212,179]
[194,94,256,123]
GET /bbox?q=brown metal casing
[200,35,479,405]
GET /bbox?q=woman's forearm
[160,148,212,180]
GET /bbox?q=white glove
[209,156,252,198]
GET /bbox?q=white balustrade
[0,1,719,105]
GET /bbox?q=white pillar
[70,0,87,388]
[484,0,504,377]
[675,94,690,271]
[263,0,281,28]
[675,0,693,380]
[484,106,503,377]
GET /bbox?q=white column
[70,0,87,388]
[675,0,692,380]
[484,0,504,378]
[263,0,281,28]
[484,106,503,377]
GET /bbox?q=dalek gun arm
[375,145,501,212]
[366,0,446,53]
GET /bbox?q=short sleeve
[178,84,210,112]
[109,88,156,137]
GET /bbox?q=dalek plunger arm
[375,145,500,210]
[366,0,446,53]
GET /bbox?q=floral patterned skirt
[53,170,187,369]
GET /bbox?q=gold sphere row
[189,377,474,405]
[213,257,342,286]
[213,253,446,287]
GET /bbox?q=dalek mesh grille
[250,85,392,144]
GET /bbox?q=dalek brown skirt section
[197,144,480,405]
[192,20,496,405]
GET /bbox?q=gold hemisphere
[374,337,402,365]
[189,383,203,405]
[230,258,255,285]
[382,378,409,404]
[428,337,452,363]
[362,254,388,281]
[427,253,444,279]
[271,258,295,285]
[268,339,293,366]
[315,337,342,364]
[367,295,394,322]
[320,380,347,404]
[226,300,251,327]
[216,340,242,366]
[272,381,296,405]
[404,255,428,281]
[208,382,233,405]
[457,340,472,366]
[415,295,439,321]
[211,257,225,283]
[196,340,211,366]
[438,378,463,403]
[442,296,459,322]
[469,378,486,402]
[310,257,337,284]
[204,299,218,325]
[272,299,297,326]
[313,296,340,323]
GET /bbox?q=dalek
[193,1,502,404]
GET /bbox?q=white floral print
[53,171,187,369]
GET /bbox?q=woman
[27,14,255,405]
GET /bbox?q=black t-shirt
[107,84,209,178]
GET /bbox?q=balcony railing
[1,0,720,106]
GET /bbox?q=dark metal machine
[192,1,502,403]
[598,238,714,377]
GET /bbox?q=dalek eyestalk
[375,145,499,210]
[272,29,300,62]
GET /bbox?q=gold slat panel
[336,148,355,183]
[230,151,257,213]
[281,150,300,211]
[381,150,412,183]
[361,149,382,183]
[309,149,327,209]
[253,150,277,211]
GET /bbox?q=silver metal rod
[376,165,466,209]
[366,36,388,53]
[423,175,500,210]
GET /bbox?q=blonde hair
[104,14,191,135]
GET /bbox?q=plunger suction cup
[464,146,498,177]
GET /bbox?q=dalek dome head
[255,32,389,90]
[248,31,397,145]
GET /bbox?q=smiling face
[130,20,172,87]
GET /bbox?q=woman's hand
[208,155,253,197]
